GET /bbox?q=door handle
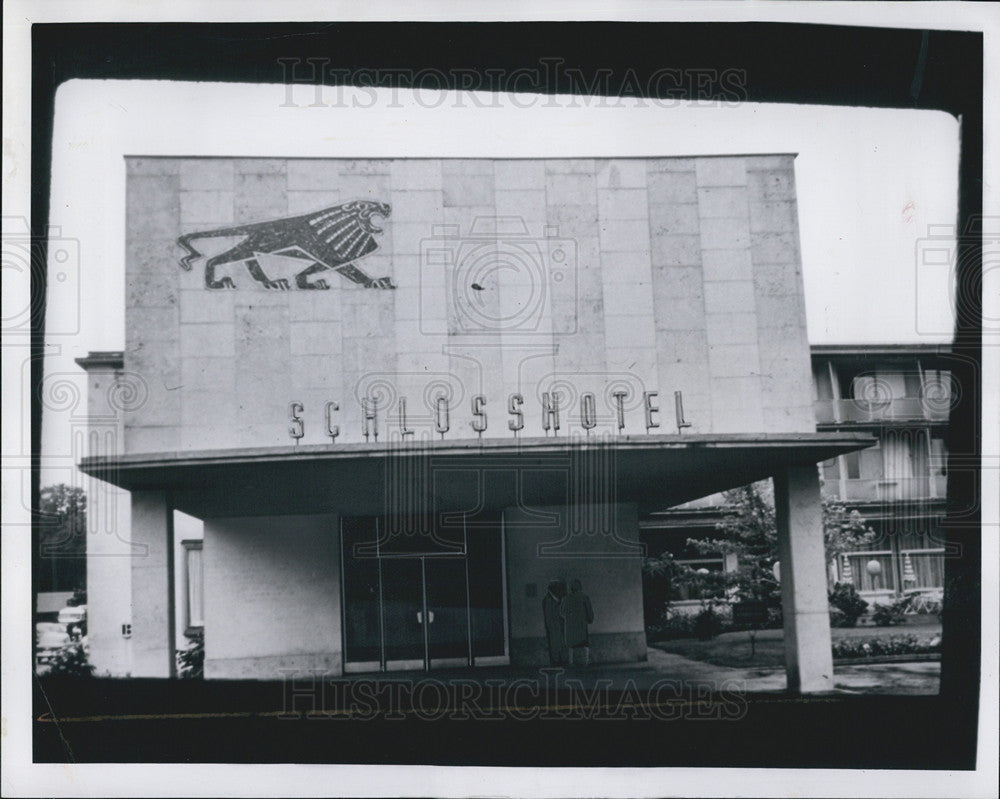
[416,611,435,624]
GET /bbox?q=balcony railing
[814,398,950,424]
[821,476,948,502]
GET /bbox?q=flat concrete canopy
[79,432,875,519]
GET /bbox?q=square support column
[130,490,176,677]
[774,464,834,693]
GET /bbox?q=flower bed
[832,633,941,661]
[653,624,943,669]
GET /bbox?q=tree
[37,484,87,594]
[645,480,877,608]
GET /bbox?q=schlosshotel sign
[287,389,694,443]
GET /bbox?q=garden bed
[834,653,941,666]
[652,621,942,669]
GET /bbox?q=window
[843,552,896,592]
[182,540,204,633]
[930,435,948,476]
[903,372,923,399]
[901,550,944,589]
[851,370,922,402]
[813,363,834,401]
[843,451,861,480]
[921,369,951,400]
[851,372,900,403]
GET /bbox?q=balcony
[821,476,948,503]
[814,397,950,425]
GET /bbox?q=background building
[641,343,951,622]
[813,344,950,599]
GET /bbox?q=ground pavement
[337,647,941,696]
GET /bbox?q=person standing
[561,578,594,667]
[542,579,567,666]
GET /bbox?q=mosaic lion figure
[177,200,393,290]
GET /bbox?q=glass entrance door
[381,557,425,670]
[340,514,508,672]
[425,555,471,668]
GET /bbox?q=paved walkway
[339,648,941,695]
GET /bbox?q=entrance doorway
[340,514,509,672]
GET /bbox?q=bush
[47,643,93,677]
[829,607,847,628]
[728,601,778,632]
[871,599,907,627]
[693,606,726,640]
[832,634,940,660]
[66,585,87,607]
[647,612,696,641]
[828,583,869,627]
[177,631,204,679]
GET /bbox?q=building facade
[77,155,872,691]
[640,344,951,622]
[814,344,950,599]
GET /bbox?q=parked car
[58,604,87,640]
[35,604,88,673]
[35,623,72,672]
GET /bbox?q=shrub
[46,643,93,678]
[729,600,778,632]
[177,631,204,679]
[829,607,847,628]
[66,585,87,607]
[871,599,907,627]
[648,612,696,641]
[832,634,940,660]
[828,583,869,627]
[693,606,726,640]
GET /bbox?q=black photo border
[28,20,984,770]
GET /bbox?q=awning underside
[79,432,875,519]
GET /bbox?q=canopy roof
[79,432,875,519]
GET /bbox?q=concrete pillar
[76,354,134,676]
[130,490,176,677]
[774,464,834,693]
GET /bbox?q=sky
[33,80,960,481]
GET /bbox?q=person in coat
[542,579,568,666]
[560,578,594,666]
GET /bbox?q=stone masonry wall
[124,156,814,453]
